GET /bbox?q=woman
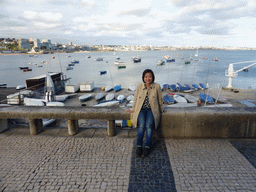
[126,69,163,157]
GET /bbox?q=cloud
[33,21,60,29]
[82,0,95,9]
[23,11,62,22]
[118,9,150,17]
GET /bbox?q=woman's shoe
[143,147,150,157]
[136,147,143,157]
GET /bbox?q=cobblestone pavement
[1,127,256,192]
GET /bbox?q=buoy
[101,86,105,91]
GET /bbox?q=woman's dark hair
[142,69,155,83]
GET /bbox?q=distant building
[18,38,31,50]
[41,39,53,50]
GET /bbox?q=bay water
[0,50,256,89]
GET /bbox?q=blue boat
[162,84,169,89]
[169,84,177,91]
[163,94,175,104]
[114,85,121,92]
[166,58,175,62]
[199,83,206,90]
[199,93,214,104]
[192,84,199,90]
[100,71,107,75]
[184,84,191,89]
[68,63,75,66]
[176,83,190,92]
[71,60,79,64]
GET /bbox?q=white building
[18,39,30,50]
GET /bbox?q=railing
[0,106,256,138]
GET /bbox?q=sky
[1,0,256,47]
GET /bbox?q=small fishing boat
[116,56,120,60]
[185,61,190,64]
[117,65,126,69]
[114,85,121,92]
[68,63,75,66]
[23,68,32,72]
[86,55,91,58]
[157,60,165,65]
[199,83,206,90]
[199,93,214,104]
[215,57,219,61]
[38,65,43,67]
[94,57,103,61]
[71,60,79,64]
[79,94,92,102]
[132,57,141,63]
[66,66,73,70]
[117,95,125,101]
[128,85,136,91]
[67,55,71,58]
[100,71,107,75]
[105,85,113,92]
[29,62,37,65]
[16,85,26,90]
[163,94,175,104]
[106,93,115,101]
[184,94,198,103]
[191,84,200,90]
[173,94,187,103]
[95,93,105,101]
[19,67,29,70]
[127,95,134,101]
[169,84,177,91]
[243,68,249,72]
[114,60,125,65]
[0,83,7,88]
[162,84,169,90]
[94,100,119,107]
[166,58,175,62]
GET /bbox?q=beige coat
[130,82,163,129]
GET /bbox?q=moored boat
[163,94,175,104]
[199,93,214,104]
[114,85,121,92]
[79,94,92,102]
[105,85,113,92]
[95,57,103,61]
[173,94,187,103]
[19,67,29,70]
[106,93,115,101]
[157,60,165,65]
[100,71,107,75]
[23,68,32,72]
[95,93,105,101]
[117,65,126,69]
[66,66,73,70]
[117,95,125,101]
[71,60,79,64]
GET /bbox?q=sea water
[0,50,256,89]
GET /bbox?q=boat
[127,95,134,101]
[157,60,165,65]
[185,61,190,64]
[132,57,141,63]
[16,85,26,90]
[100,71,107,75]
[66,66,73,70]
[29,62,37,65]
[79,94,92,102]
[117,95,125,101]
[215,57,219,61]
[184,94,198,103]
[19,67,29,70]
[38,65,43,67]
[71,60,79,64]
[199,83,206,90]
[94,57,103,61]
[162,84,169,90]
[0,83,7,88]
[95,93,105,101]
[106,93,115,101]
[86,55,91,58]
[67,55,71,58]
[209,94,227,103]
[164,55,170,59]
[191,84,200,90]
[176,83,190,92]
[23,68,32,72]
[169,84,177,91]
[105,85,113,92]
[243,68,249,72]
[128,85,136,91]
[68,63,75,66]
[166,58,175,62]
[94,100,119,107]
[114,85,121,92]
[199,93,214,104]
[204,104,233,108]
[117,65,126,69]
[116,57,120,60]
[114,60,125,65]
[163,94,175,104]
[173,94,187,103]
[46,102,65,107]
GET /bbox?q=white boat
[46,102,65,107]
[54,95,69,102]
[117,95,125,101]
[95,93,105,101]
[94,57,103,61]
[184,94,198,103]
[157,60,165,65]
[210,94,227,103]
[16,85,26,90]
[195,48,198,57]
[106,93,115,101]
[128,84,136,92]
[105,85,113,92]
[94,100,119,107]
[204,104,233,107]
[66,66,73,70]
[173,95,187,103]
[79,94,92,102]
[24,99,45,106]
[127,95,134,101]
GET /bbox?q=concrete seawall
[0,106,255,138]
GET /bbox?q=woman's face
[144,72,153,84]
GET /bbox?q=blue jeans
[137,108,154,148]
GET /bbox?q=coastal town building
[18,39,30,50]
